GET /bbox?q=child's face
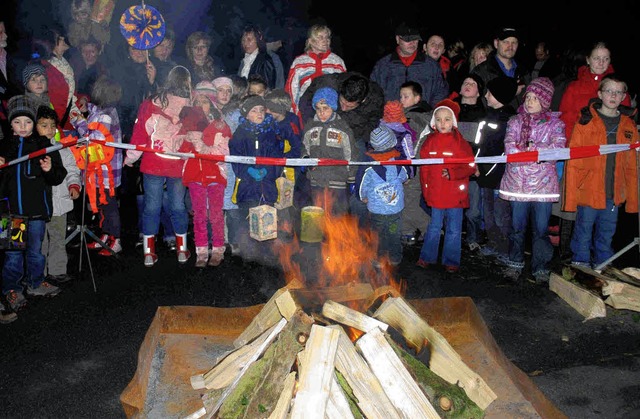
[315,102,333,122]
[81,43,100,66]
[460,78,480,100]
[246,105,266,124]
[26,74,47,95]
[399,87,420,108]
[214,85,232,106]
[11,116,34,137]
[193,94,212,115]
[248,83,266,97]
[37,117,57,140]
[434,108,454,133]
[598,81,627,111]
[266,108,284,122]
[485,91,502,109]
[524,92,543,114]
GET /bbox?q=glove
[248,167,267,181]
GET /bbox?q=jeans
[481,188,512,257]
[419,207,463,267]
[2,219,46,294]
[370,212,402,264]
[571,201,618,266]
[137,192,174,240]
[142,174,188,236]
[509,201,553,273]
[464,180,483,244]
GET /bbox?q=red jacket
[42,60,73,130]
[180,120,231,186]
[559,65,631,140]
[419,129,476,209]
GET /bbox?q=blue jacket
[370,49,448,106]
[355,149,408,215]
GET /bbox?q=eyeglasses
[601,89,625,97]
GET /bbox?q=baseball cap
[496,27,518,41]
[396,23,422,42]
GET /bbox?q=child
[476,76,518,261]
[0,95,67,311]
[499,77,566,283]
[229,94,281,258]
[563,74,638,269]
[399,81,432,138]
[181,82,232,267]
[82,76,123,256]
[355,124,408,265]
[380,100,418,162]
[302,87,356,216]
[37,106,81,284]
[416,99,476,273]
[246,73,269,97]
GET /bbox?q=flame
[345,326,364,342]
[275,188,405,297]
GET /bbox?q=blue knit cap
[312,87,338,111]
[369,124,397,151]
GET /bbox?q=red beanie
[430,98,461,129]
[383,100,407,123]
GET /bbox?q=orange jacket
[563,101,638,213]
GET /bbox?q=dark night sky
[4,0,640,93]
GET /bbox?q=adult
[471,27,527,110]
[0,20,20,138]
[424,34,450,85]
[66,0,109,51]
[285,23,347,121]
[445,39,468,94]
[70,36,108,101]
[237,24,279,90]
[527,41,560,83]
[370,22,448,106]
[150,28,178,87]
[184,31,225,85]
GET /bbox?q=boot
[87,233,109,250]
[98,236,123,256]
[208,246,225,267]
[194,246,209,268]
[176,233,190,264]
[143,235,157,267]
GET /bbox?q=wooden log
[268,371,296,419]
[549,272,607,320]
[373,296,497,410]
[219,311,313,419]
[604,266,640,287]
[357,327,440,418]
[289,283,374,309]
[329,325,401,419]
[322,300,388,333]
[290,324,340,419]
[562,265,608,293]
[326,375,355,419]
[233,287,287,348]
[275,289,299,321]
[364,285,403,312]
[603,280,640,312]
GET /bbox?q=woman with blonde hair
[285,24,346,121]
[184,31,225,84]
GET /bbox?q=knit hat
[525,77,554,111]
[369,124,398,152]
[193,81,217,106]
[239,94,266,117]
[212,76,234,94]
[464,74,485,97]
[7,95,37,123]
[486,76,518,105]
[430,98,460,129]
[312,87,338,111]
[264,89,290,115]
[383,100,407,123]
[22,62,46,87]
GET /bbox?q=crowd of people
[0,7,638,324]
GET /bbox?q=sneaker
[98,236,122,256]
[444,265,459,273]
[26,281,61,297]
[503,267,521,282]
[416,259,431,269]
[177,250,191,264]
[87,233,109,250]
[195,247,209,268]
[6,290,26,311]
[0,301,17,324]
[230,244,241,256]
[533,270,550,284]
[479,246,498,257]
[47,273,73,284]
[468,242,481,252]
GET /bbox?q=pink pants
[188,182,225,248]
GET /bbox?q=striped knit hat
[22,62,47,87]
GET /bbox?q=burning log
[322,300,388,333]
[373,297,497,410]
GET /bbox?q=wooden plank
[268,371,296,419]
[275,289,299,321]
[290,325,340,419]
[326,375,355,419]
[357,327,440,419]
[289,283,374,309]
[603,280,640,312]
[329,325,401,419]
[605,266,640,287]
[549,272,607,320]
[322,300,388,333]
[373,297,497,410]
[233,287,287,348]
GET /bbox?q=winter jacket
[50,139,80,217]
[476,105,516,189]
[229,114,281,204]
[370,49,448,106]
[404,101,432,138]
[563,100,638,213]
[559,65,631,140]
[499,111,566,202]
[125,94,191,178]
[240,49,277,89]
[355,149,408,215]
[86,104,123,189]
[0,133,67,219]
[285,50,346,118]
[419,129,475,209]
[181,120,232,186]
[303,112,356,189]
[470,53,527,110]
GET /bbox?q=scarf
[517,105,553,149]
